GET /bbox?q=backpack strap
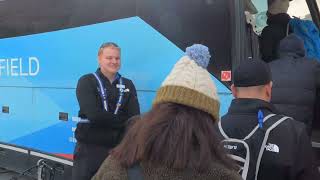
[127,163,144,180]
[218,119,230,139]
[243,113,276,140]
[223,138,250,179]
[254,115,292,180]
[218,113,276,140]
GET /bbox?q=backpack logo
[265,143,279,153]
[224,144,238,150]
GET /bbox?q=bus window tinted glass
[248,0,313,35]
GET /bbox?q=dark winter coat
[269,34,320,135]
[75,68,140,147]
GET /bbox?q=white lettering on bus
[0,57,40,76]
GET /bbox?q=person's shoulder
[121,77,133,83]
[305,58,320,68]
[76,73,96,88]
[220,114,231,125]
[261,25,272,36]
[261,24,280,35]
[91,156,127,180]
[269,58,294,69]
[261,24,286,39]
[296,57,318,64]
[78,73,95,82]
[297,58,320,75]
[120,77,136,88]
[275,114,306,134]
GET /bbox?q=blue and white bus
[0,0,319,179]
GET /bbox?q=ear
[266,82,273,99]
[231,84,238,98]
[97,54,102,65]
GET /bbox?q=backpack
[218,114,291,180]
[289,17,320,61]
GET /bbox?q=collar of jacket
[227,98,279,115]
[96,68,122,85]
[267,13,291,26]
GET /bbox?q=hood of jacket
[278,34,305,58]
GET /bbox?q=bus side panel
[0,17,233,159]
[0,17,188,156]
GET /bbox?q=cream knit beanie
[153,44,220,121]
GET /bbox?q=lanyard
[92,72,124,115]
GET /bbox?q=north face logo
[265,143,279,153]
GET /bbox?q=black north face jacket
[218,98,317,180]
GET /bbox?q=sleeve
[76,75,125,128]
[294,126,320,180]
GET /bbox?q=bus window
[245,0,268,35]
[247,0,314,35]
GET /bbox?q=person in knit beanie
[153,44,220,121]
[91,44,241,180]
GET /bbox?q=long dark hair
[111,103,236,171]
